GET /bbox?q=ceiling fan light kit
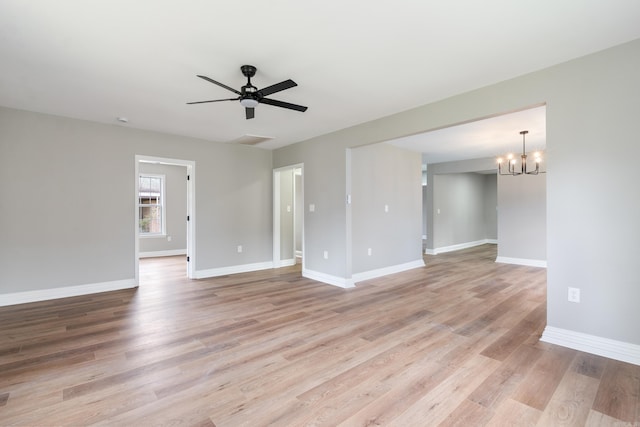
[187,65,308,120]
[497,130,545,176]
[239,98,259,108]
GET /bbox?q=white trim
[139,249,187,258]
[0,279,137,307]
[352,259,425,284]
[541,326,640,366]
[495,256,547,268]
[303,269,355,289]
[425,239,497,255]
[273,258,296,268]
[194,261,274,279]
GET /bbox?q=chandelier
[497,130,544,176]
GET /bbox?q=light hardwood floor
[1,245,639,426]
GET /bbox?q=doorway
[273,164,304,270]
[135,155,195,284]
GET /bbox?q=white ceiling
[388,105,546,164]
[1,1,639,154]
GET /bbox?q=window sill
[140,234,167,239]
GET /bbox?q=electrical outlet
[367,248,372,256]
[323,251,328,259]
[237,245,243,253]
[568,287,580,303]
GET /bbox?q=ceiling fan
[187,65,308,119]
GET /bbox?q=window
[138,174,165,235]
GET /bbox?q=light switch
[287,205,291,213]
[309,204,315,212]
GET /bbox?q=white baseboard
[139,249,187,258]
[352,259,425,284]
[303,269,355,289]
[0,279,138,307]
[541,326,640,366]
[495,256,547,268]
[274,258,296,268]
[194,261,274,279]
[425,239,497,255]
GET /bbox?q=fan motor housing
[241,65,257,78]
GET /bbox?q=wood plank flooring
[1,245,639,426]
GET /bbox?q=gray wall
[138,162,187,254]
[0,107,272,293]
[425,158,497,250]
[497,172,546,261]
[350,143,422,274]
[427,162,540,258]
[274,39,640,345]
[274,139,348,277]
[432,172,493,248]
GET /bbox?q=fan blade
[259,97,308,112]
[197,75,242,95]
[186,97,239,105]
[258,79,297,97]
[246,107,255,120]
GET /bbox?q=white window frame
[138,173,166,237]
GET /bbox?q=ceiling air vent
[228,134,274,146]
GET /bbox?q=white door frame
[273,163,304,270]
[135,155,196,282]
